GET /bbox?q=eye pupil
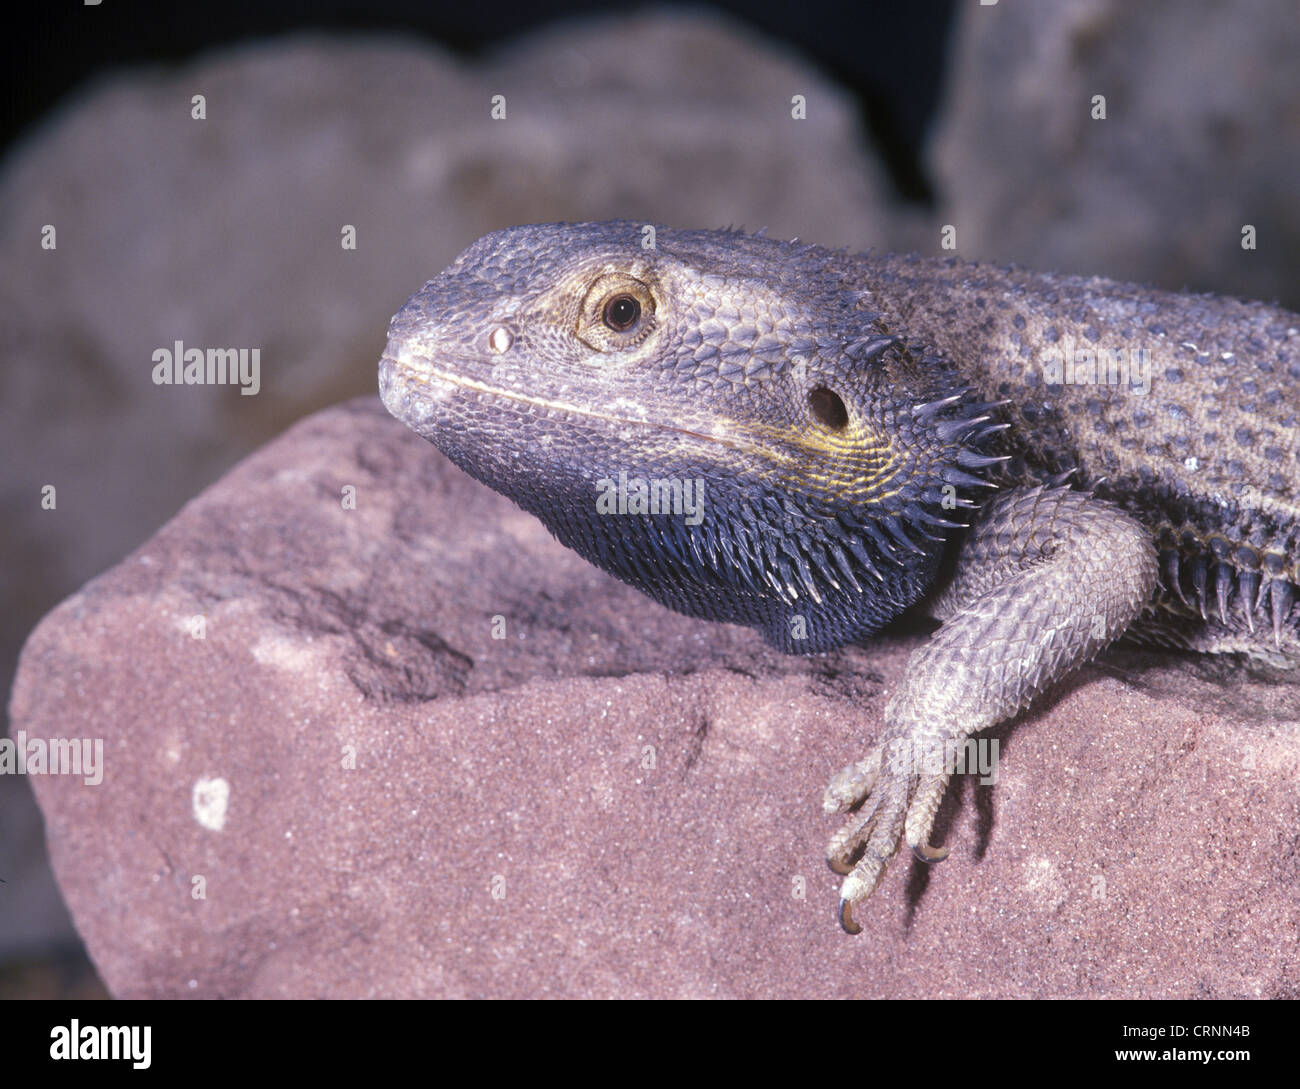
[603,294,641,332]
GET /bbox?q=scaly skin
[378,221,1300,932]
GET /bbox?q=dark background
[6,0,956,202]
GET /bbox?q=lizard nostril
[809,387,849,431]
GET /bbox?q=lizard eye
[603,294,641,331]
[808,387,849,431]
[578,272,657,352]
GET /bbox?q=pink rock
[11,399,1300,997]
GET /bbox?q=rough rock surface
[12,399,1300,998]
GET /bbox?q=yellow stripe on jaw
[740,417,904,500]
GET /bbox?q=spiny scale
[1160,546,1295,647]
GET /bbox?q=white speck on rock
[251,634,325,671]
[192,776,230,831]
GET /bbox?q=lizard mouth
[379,345,1000,509]
[381,351,911,499]
[380,348,774,455]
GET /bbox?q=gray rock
[12,399,1299,997]
[930,0,1300,308]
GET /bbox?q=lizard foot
[823,737,950,934]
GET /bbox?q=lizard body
[378,221,1300,931]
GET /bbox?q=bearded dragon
[378,221,1300,932]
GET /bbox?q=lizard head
[380,221,1003,652]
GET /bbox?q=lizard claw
[824,735,951,932]
[828,854,854,876]
[834,832,947,933]
[838,898,863,935]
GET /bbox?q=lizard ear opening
[808,387,849,431]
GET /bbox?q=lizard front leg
[825,485,1159,933]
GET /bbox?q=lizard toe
[827,774,911,931]
[836,844,897,934]
[822,749,883,815]
[827,740,955,925]
[825,791,885,872]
